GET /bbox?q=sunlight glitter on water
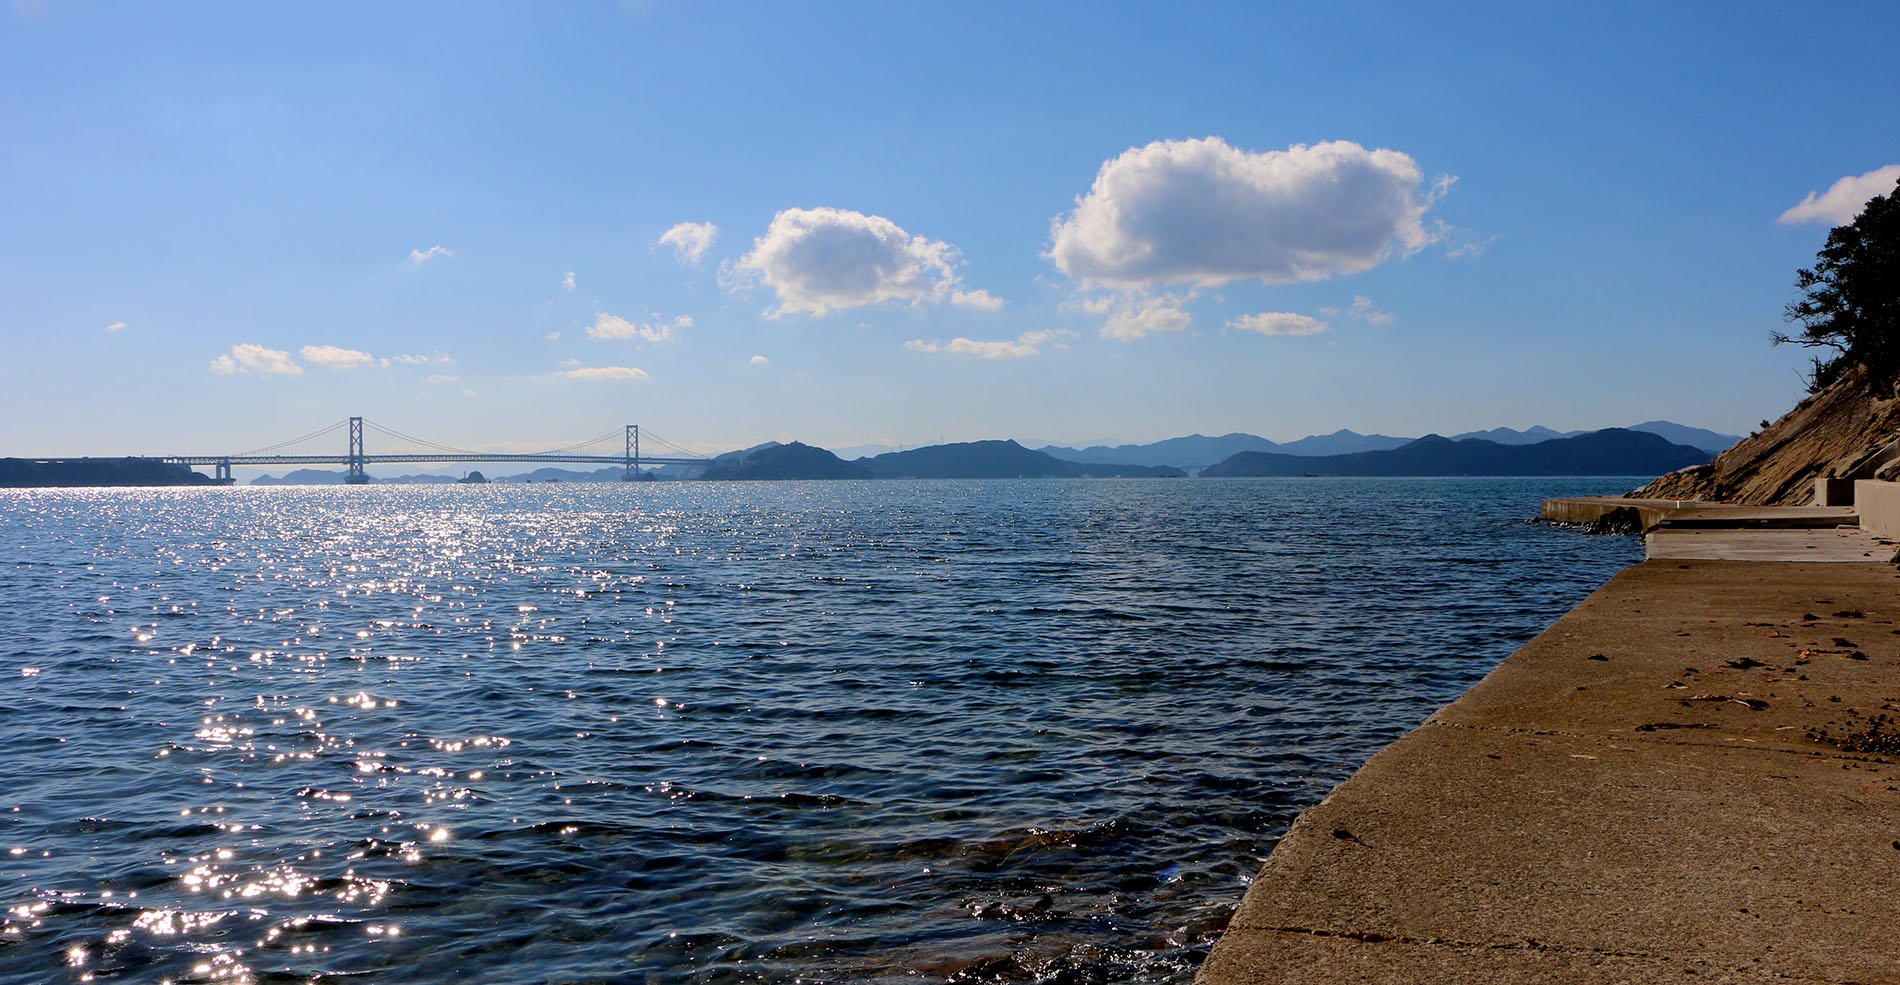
[0,480,1641,983]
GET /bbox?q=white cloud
[424,374,460,384]
[726,207,1002,317]
[749,355,769,365]
[1089,292,1193,341]
[392,352,454,365]
[545,331,561,341]
[951,288,1006,311]
[562,271,576,292]
[1228,312,1331,337]
[586,311,691,343]
[1318,296,1394,326]
[906,328,1078,359]
[299,344,378,370]
[1048,137,1443,289]
[557,365,650,381]
[1778,164,1900,225]
[658,221,718,265]
[209,343,302,375]
[103,321,126,333]
[408,245,453,264]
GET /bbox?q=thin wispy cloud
[1778,164,1900,225]
[1069,291,1195,341]
[424,374,460,384]
[1317,296,1394,326]
[1228,312,1331,337]
[906,328,1076,359]
[586,312,691,343]
[658,221,718,265]
[562,271,576,292]
[209,343,302,375]
[749,355,769,365]
[103,321,126,333]
[725,207,1002,317]
[556,365,650,381]
[408,245,453,264]
[300,344,378,370]
[392,352,454,365]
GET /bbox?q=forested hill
[863,440,1182,479]
[0,458,213,487]
[1200,429,1712,477]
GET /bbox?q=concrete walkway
[1198,559,1900,984]
[1647,526,1898,562]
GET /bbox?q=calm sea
[0,478,1641,984]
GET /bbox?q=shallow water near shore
[0,478,1641,984]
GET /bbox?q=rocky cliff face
[1631,364,1900,504]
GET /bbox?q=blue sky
[4,1,1897,459]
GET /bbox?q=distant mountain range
[1199,429,1712,478]
[242,420,1737,485]
[861,440,1179,479]
[1039,421,1739,469]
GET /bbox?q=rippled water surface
[0,479,1641,984]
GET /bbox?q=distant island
[1200,428,1712,477]
[862,440,1180,479]
[1037,421,1739,470]
[7,421,1731,487]
[0,458,218,488]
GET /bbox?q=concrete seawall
[1198,558,1900,983]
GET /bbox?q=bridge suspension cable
[360,418,489,456]
[229,418,351,457]
[636,430,706,459]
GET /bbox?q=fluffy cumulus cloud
[1048,137,1442,289]
[727,207,1002,317]
[1227,312,1331,337]
[1778,164,1900,225]
[209,343,302,375]
[408,245,453,264]
[658,221,718,265]
[905,328,1077,359]
[586,312,691,343]
[749,354,769,365]
[300,344,378,370]
[557,365,650,381]
[562,271,576,292]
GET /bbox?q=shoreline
[1196,555,1900,983]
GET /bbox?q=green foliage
[1775,177,1900,392]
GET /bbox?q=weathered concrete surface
[1198,560,1900,985]
[1646,526,1897,562]
[1540,497,1859,533]
[1540,497,1705,528]
[1653,505,1857,529]
[1855,479,1900,539]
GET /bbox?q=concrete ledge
[1198,560,1900,985]
[1854,479,1900,539]
[1539,497,1699,529]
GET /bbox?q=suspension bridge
[162,417,707,483]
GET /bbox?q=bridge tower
[215,459,232,483]
[345,416,369,484]
[623,424,640,481]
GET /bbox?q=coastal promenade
[1199,506,1900,983]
